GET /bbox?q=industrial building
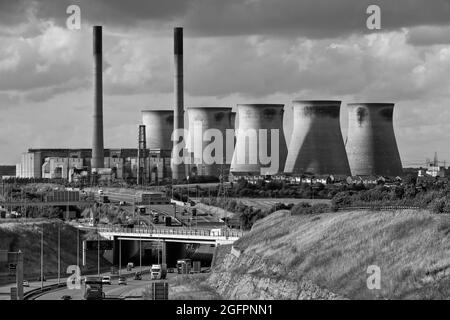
[345,103,403,176]
[15,148,171,183]
[230,104,288,175]
[284,100,351,175]
[0,165,15,180]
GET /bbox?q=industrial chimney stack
[171,27,185,181]
[91,26,104,170]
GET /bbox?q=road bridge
[80,225,243,246]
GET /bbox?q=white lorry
[150,264,167,280]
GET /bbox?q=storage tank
[345,103,403,176]
[186,107,232,177]
[230,104,287,175]
[284,100,350,175]
[141,110,174,151]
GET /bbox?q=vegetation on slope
[0,220,110,283]
[233,209,450,299]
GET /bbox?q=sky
[1,0,450,167]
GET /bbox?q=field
[233,209,450,299]
[230,197,331,210]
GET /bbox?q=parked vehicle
[98,190,104,195]
[61,295,72,300]
[22,280,29,287]
[102,276,111,285]
[150,264,167,280]
[118,276,127,285]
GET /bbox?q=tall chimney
[171,27,185,181]
[92,25,104,170]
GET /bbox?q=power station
[230,104,287,176]
[284,100,351,175]
[345,103,403,176]
[13,26,405,182]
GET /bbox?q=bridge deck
[90,226,244,245]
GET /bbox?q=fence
[337,205,421,211]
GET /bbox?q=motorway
[91,189,224,228]
[34,272,178,300]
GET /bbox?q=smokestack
[171,27,185,181]
[91,26,104,169]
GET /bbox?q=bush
[291,202,331,215]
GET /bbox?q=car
[61,295,72,300]
[167,268,175,273]
[118,276,127,285]
[102,276,111,285]
[22,280,29,287]
[119,201,126,206]
[98,189,104,195]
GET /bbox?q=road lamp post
[57,223,60,285]
[40,225,44,289]
[97,233,100,276]
[119,238,122,276]
[76,228,79,268]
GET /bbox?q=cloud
[406,25,450,46]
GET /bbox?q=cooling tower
[345,103,403,176]
[141,110,174,150]
[284,101,350,175]
[91,26,104,169]
[171,27,185,181]
[186,107,232,177]
[230,104,287,175]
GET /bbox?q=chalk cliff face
[207,246,343,300]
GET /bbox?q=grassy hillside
[233,209,450,299]
[0,220,111,283]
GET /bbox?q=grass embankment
[0,220,111,284]
[233,209,450,299]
